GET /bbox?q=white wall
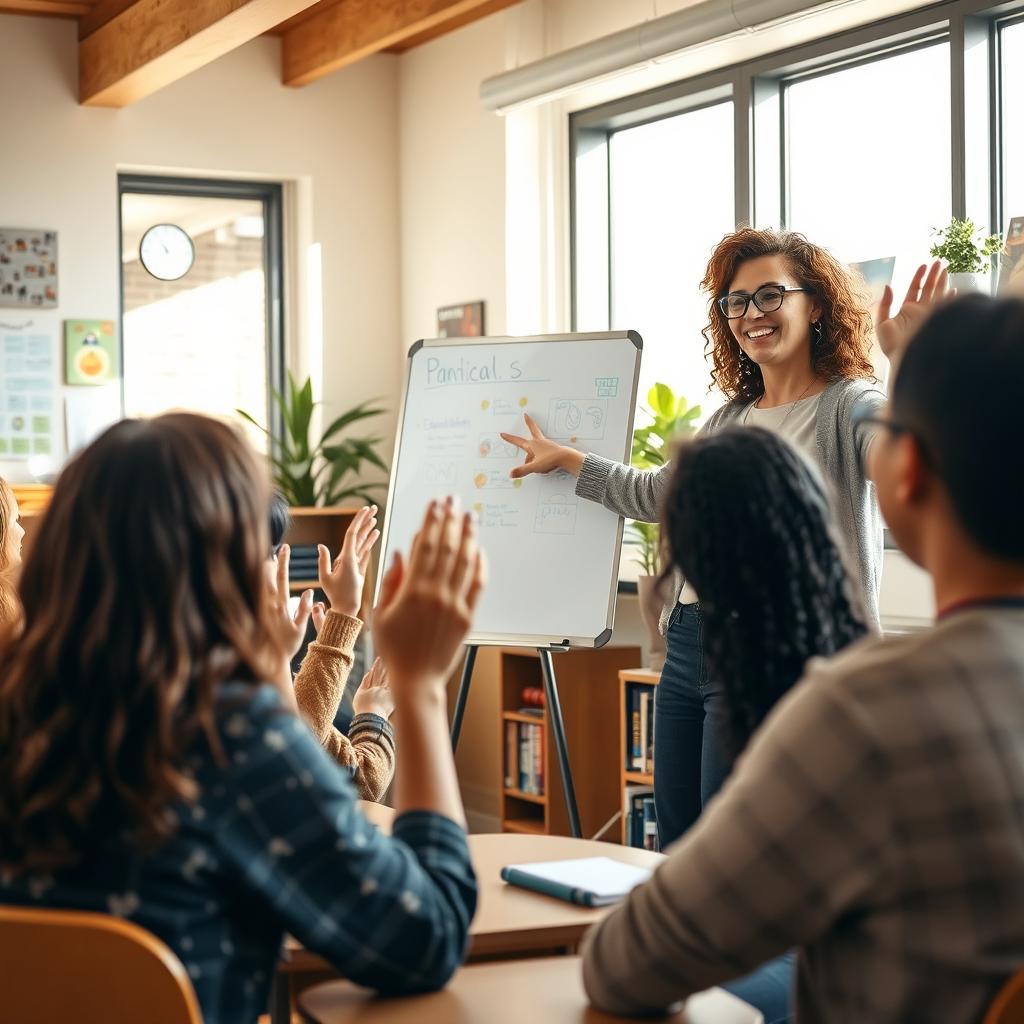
[0,15,402,480]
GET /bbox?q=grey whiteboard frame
[375,330,643,649]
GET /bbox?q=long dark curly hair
[659,427,869,756]
[0,414,278,874]
[701,227,877,403]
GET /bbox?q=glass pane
[786,44,951,299]
[1001,21,1024,292]
[121,193,270,448]
[609,102,735,422]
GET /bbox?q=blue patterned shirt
[0,683,477,1024]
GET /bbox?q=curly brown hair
[0,414,279,874]
[701,228,876,402]
[0,478,20,627]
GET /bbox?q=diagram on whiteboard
[383,334,641,643]
[547,398,608,440]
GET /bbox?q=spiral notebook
[500,856,652,907]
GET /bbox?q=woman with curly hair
[502,229,947,846]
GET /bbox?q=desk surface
[298,956,762,1024]
[283,826,664,966]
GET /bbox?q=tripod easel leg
[538,649,582,839]
[450,645,477,752]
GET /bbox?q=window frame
[117,173,286,441]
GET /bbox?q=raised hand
[876,260,951,366]
[318,505,380,619]
[352,656,394,719]
[500,413,585,480]
[373,497,486,687]
[265,543,313,707]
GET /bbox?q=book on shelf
[642,797,659,852]
[626,682,656,772]
[639,689,650,774]
[505,720,517,788]
[623,783,653,849]
[507,721,544,795]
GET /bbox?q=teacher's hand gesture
[876,260,951,371]
[501,414,586,480]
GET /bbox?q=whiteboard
[376,332,642,647]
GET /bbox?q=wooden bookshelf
[618,667,660,846]
[497,645,640,839]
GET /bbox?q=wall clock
[139,223,195,281]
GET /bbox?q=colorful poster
[64,318,119,385]
[0,228,58,309]
[0,317,57,459]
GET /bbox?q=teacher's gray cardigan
[575,378,886,632]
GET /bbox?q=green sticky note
[32,437,51,454]
[0,440,7,453]
[32,416,50,433]
[12,438,30,455]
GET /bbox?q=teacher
[502,227,898,846]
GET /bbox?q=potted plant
[930,217,1002,294]
[238,371,388,507]
[626,382,700,670]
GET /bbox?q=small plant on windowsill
[238,372,388,508]
[626,382,700,670]
[929,217,1002,293]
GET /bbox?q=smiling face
[725,254,822,375]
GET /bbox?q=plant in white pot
[626,382,700,671]
[929,217,1002,294]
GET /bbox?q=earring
[811,320,823,344]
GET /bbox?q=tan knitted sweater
[293,609,396,802]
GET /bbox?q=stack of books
[624,785,658,851]
[505,721,544,795]
[626,683,655,773]
[287,544,320,582]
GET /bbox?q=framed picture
[64,318,118,385]
[0,228,58,309]
[437,300,485,339]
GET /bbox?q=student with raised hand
[581,293,1024,1024]
[503,229,945,846]
[268,494,395,801]
[0,414,484,1024]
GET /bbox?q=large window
[119,177,284,447]
[608,103,735,414]
[1000,18,1024,285]
[785,43,951,297]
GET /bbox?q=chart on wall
[0,228,58,309]
[379,333,642,647]
[0,316,57,459]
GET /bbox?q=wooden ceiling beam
[0,1,89,15]
[79,0,323,108]
[282,0,522,88]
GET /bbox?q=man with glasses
[582,289,1024,1023]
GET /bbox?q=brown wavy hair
[0,478,20,626]
[0,414,278,874]
[702,228,876,403]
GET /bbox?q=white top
[677,393,823,606]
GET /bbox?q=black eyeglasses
[717,284,815,320]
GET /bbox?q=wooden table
[275,832,665,1023]
[298,956,763,1024]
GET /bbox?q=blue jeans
[655,603,794,1024]
[654,603,731,847]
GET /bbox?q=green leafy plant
[625,382,700,576]
[929,218,1002,274]
[238,372,388,507]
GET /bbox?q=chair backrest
[985,968,1024,1024]
[0,904,203,1024]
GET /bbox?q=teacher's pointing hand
[501,413,586,480]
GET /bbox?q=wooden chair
[0,905,203,1024]
[985,967,1024,1024]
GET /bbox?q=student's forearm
[392,680,466,827]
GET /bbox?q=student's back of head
[659,426,868,753]
[0,413,276,874]
[883,294,1024,566]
